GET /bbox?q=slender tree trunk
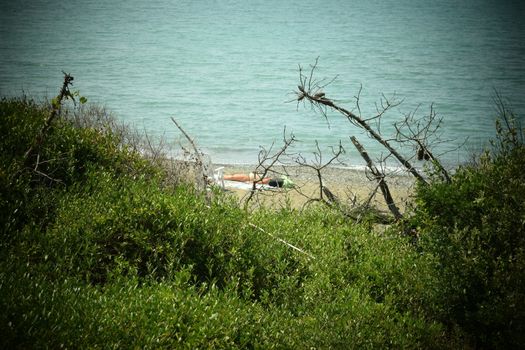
[351,136,403,221]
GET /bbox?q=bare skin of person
[223,173,294,188]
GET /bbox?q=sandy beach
[212,163,417,213]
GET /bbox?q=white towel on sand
[223,180,273,190]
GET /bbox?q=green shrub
[1,206,454,349]
[1,96,462,348]
[0,262,304,349]
[0,97,159,236]
[411,114,525,348]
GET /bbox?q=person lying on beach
[223,172,295,188]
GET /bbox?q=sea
[1,0,524,169]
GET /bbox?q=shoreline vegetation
[1,76,524,348]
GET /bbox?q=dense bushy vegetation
[1,95,523,349]
[410,112,525,349]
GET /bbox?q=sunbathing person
[223,172,295,188]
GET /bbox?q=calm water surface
[1,0,524,167]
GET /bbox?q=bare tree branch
[394,104,452,183]
[249,223,315,260]
[295,61,428,185]
[171,117,209,192]
[23,72,75,167]
[293,140,345,206]
[244,129,296,207]
[351,136,403,221]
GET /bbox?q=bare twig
[23,72,74,167]
[492,90,523,151]
[249,223,315,260]
[296,62,428,185]
[394,104,452,183]
[143,127,167,163]
[293,140,345,206]
[355,182,381,223]
[171,117,209,192]
[244,129,296,206]
[33,169,64,184]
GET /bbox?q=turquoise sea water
[1,0,524,167]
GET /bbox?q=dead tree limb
[394,104,452,183]
[351,136,403,221]
[355,182,380,223]
[23,72,74,167]
[171,117,209,192]
[296,60,427,185]
[307,93,426,184]
[293,140,345,206]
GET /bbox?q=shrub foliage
[411,113,525,348]
[1,95,523,349]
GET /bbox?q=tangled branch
[295,60,428,185]
[293,141,345,207]
[244,129,296,207]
